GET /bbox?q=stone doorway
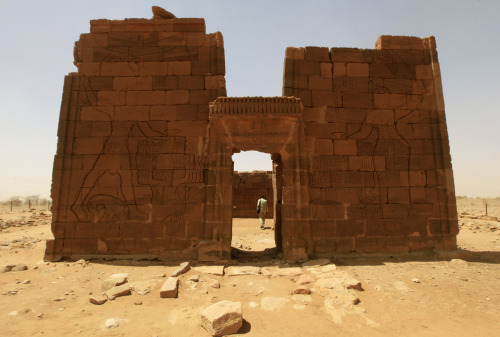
[203,97,308,261]
[230,151,281,260]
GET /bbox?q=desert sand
[0,198,499,337]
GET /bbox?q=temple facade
[45,9,458,261]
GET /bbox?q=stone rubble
[200,300,242,337]
[171,262,191,277]
[160,277,179,298]
[106,283,131,300]
[89,295,107,305]
[193,266,225,276]
[101,275,127,292]
[226,266,261,276]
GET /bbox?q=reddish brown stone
[49,13,457,262]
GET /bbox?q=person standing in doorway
[257,195,268,230]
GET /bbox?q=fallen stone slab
[200,300,242,337]
[193,265,225,276]
[292,294,313,305]
[89,295,107,305]
[261,267,302,278]
[171,262,190,277]
[226,266,260,276]
[110,273,129,279]
[293,274,315,285]
[106,284,131,300]
[101,276,128,292]
[315,277,345,291]
[160,277,179,298]
[301,259,331,268]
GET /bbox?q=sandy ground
[0,199,499,337]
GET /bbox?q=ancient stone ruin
[233,171,274,218]
[45,7,458,261]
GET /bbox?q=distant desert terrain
[0,197,498,336]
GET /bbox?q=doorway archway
[199,97,310,261]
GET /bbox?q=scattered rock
[301,259,331,268]
[411,278,421,283]
[171,262,190,277]
[292,286,311,295]
[8,311,18,316]
[346,282,365,291]
[110,273,129,280]
[315,278,345,291]
[160,277,179,298]
[89,295,107,305]
[200,300,242,337]
[21,279,30,284]
[205,277,221,289]
[449,259,468,268]
[226,266,260,276]
[134,301,142,305]
[193,266,225,276]
[1,264,27,273]
[129,280,159,296]
[105,318,120,329]
[106,283,131,300]
[293,274,315,285]
[101,276,127,292]
[260,297,289,311]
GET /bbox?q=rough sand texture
[0,199,498,336]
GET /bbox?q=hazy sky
[0,0,499,200]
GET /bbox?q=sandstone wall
[46,11,459,261]
[46,17,226,260]
[233,171,274,218]
[283,36,458,254]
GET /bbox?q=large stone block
[200,300,242,337]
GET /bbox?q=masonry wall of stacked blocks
[45,10,458,261]
[233,172,274,219]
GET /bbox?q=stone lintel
[209,96,303,117]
